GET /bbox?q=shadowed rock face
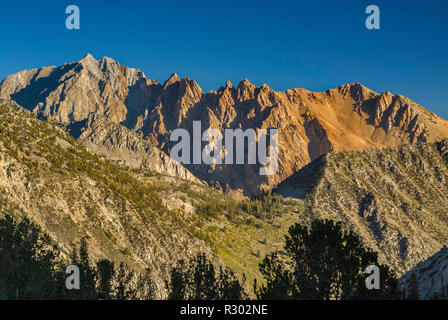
[78,118,201,183]
[276,140,448,275]
[2,54,448,195]
[398,245,448,299]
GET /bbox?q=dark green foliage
[133,268,156,300]
[68,239,155,300]
[407,273,420,300]
[97,259,115,299]
[0,214,67,299]
[168,253,247,300]
[0,214,243,301]
[78,237,97,299]
[257,252,293,299]
[256,219,398,300]
[430,292,440,299]
[196,190,286,221]
[0,214,156,300]
[115,262,136,300]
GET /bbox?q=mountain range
[1,54,448,298]
[2,54,448,196]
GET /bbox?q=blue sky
[0,0,447,118]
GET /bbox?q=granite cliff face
[276,140,448,275]
[2,54,448,196]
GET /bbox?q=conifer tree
[256,219,398,300]
[168,253,247,300]
[77,237,97,299]
[0,214,66,299]
[115,262,135,300]
[97,259,115,299]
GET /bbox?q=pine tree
[168,253,247,300]
[256,218,398,300]
[115,262,135,300]
[77,237,97,299]
[97,259,115,300]
[135,268,155,299]
[0,214,67,299]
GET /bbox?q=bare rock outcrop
[399,246,448,299]
[276,142,448,276]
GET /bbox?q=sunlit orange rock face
[143,77,448,195]
[2,54,448,195]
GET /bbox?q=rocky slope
[2,54,448,195]
[0,102,213,298]
[0,101,299,297]
[398,245,448,299]
[276,140,448,276]
[78,116,200,182]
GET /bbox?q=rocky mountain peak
[237,78,256,101]
[179,77,203,100]
[80,52,96,62]
[164,73,181,88]
[338,82,377,101]
[78,53,99,70]
[260,83,271,90]
[237,78,254,88]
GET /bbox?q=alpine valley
[1,54,448,299]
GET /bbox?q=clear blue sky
[0,0,447,118]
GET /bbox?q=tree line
[0,213,407,300]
